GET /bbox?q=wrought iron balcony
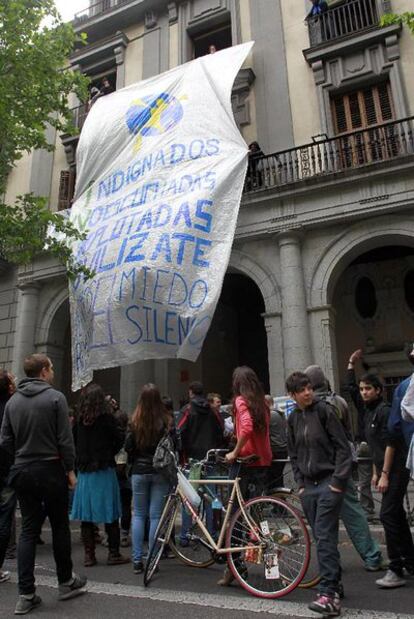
[307,0,379,47]
[244,116,414,194]
[74,0,131,23]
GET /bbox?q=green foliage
[0,0,90,277]
[380,12,414,35]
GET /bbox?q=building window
[355,276,377,319]
[404,270,414,313]
[58,169,76,211]
[191,22,232,59]
[332,82,394,133]
[331,81,396,166]
[384,375,409,402]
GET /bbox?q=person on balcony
[307,0,328,18]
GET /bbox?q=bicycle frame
[176,476,265,554]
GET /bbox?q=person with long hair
[71,383,129,568]
[125,384,172,575]
[219,366,272,586]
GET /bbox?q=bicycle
[144,452,311,598]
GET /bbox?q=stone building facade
[2,0,414,410]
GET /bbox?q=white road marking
[7,573,414,619]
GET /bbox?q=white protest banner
[69,42,253,391]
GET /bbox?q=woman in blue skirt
[71,383,130,567]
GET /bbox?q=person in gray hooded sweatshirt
[304,365,386,574]
[0,353,86,615]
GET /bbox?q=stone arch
[309,219,414,308]
[228,248,281,314]
[36,284,69,346]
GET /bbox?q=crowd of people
[0,348,413,616]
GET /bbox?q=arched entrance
[200,272,270,399]
[332,244,414,397]
[44,296,121,404]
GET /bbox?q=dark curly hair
[78,383,109,426]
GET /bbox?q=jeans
[180,465,215,544]
[301,478,344,596]
[341,477,381,567]
[131,473,170,562]
[0,483,16,568]
[11,461,73,595]
[380,464,414,575]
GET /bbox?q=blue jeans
[341,477,382,567]
[131,473,170,562]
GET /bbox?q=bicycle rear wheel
[144,494,177,586]
[169,496,215,568]
[226,496,310,598]
[273,491,320,589]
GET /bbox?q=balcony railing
[307,0,379,47]
[74,0,131,23]
[244,116,414,193]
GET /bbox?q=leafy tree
[0,0,90,277]
[380,12,414,35]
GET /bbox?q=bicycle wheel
[274,491,320,589]
[169,494,215,568]
[144,494,177,586]
[226,496,310,598]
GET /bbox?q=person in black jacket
[347,350,414,588]
[0,369,16,584]
[287,371,352,617]
[71,383,129,568]
[178,381,224,461]
[125,383,172,575]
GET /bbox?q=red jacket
[234,396,271,467]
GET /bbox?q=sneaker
[0,570,10,583]
[308,593,340,616]
[376,569,406,589]
[133,561,144,574]
[365,559,388,572]
[179,539,189,548]
[14,594,42,615]
[58,574,87,601]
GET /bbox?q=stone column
[308,305,339,390]
[263,312,284,395]
[278,230,312,375]
[119,360,154,415]
[12,282,41,380]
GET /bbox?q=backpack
[153,431,178,486]
[316,398,357,463]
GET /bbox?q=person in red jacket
[219,365,272,586]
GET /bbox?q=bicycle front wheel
[169,496,215,568]
[273,491,320,589]
[226,496,310,598]
[144,494,177,586]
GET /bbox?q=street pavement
[2,523,414,619]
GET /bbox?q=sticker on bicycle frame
[260,520,270,535]
[264,553,280,579]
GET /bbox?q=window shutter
[57,169,76,211]
[331,81,395,135]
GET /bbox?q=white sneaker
[376,569,406,588]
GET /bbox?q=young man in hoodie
[0,369,16,584]
[0,354,86,615]
[304,365,385,574]
[287,371,352,617]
